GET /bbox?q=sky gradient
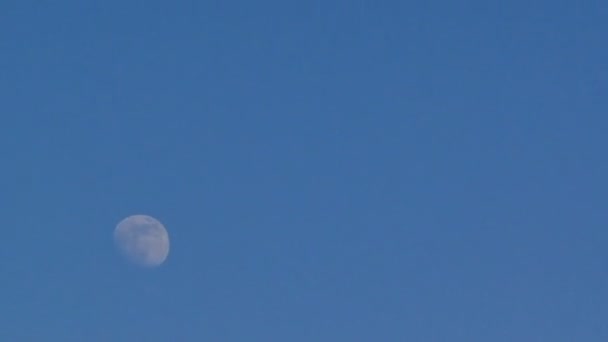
[1,1,607,341]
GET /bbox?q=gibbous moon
[114,214,170,267]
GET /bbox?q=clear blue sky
[1,1,607,341]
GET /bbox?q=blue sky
[1,1,607,340]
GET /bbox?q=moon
[114,214,170,267]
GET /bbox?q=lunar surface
[114,214,170,267]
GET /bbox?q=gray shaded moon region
[114,215,170,267]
